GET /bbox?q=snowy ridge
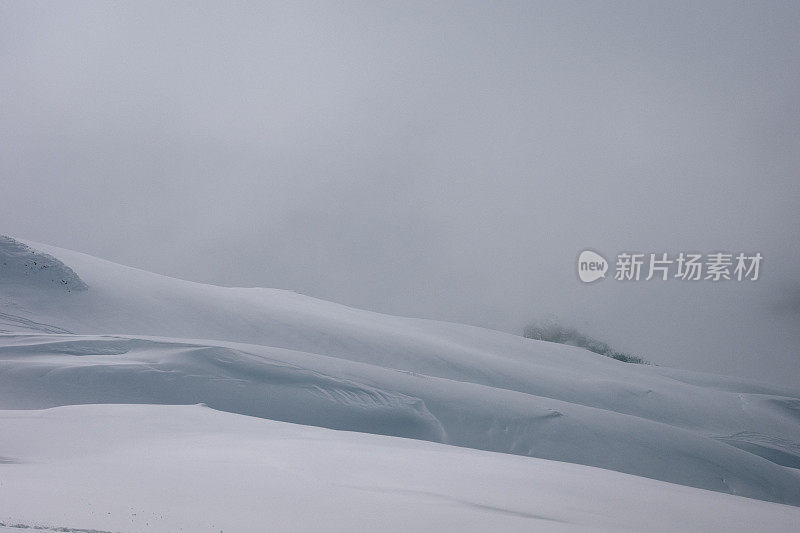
[0,236,87,292]
[1,237,800,530]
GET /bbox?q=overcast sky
[1,1,798,385]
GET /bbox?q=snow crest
[0,236,87,291]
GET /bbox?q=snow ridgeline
[0,236,87,292]
[0,236,799,512]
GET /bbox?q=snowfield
[1,235,799,531]
[1,404,800,533]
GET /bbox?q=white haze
[1,1,798,384]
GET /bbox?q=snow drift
[1,235,800,514]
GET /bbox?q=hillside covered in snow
[1,235,799,531]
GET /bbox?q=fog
[1,1,798,384]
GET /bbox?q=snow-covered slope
[2,331,800,508]
[2,403,799,533]
[1,235,800,524]
[0,235,87,293]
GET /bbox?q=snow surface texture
[1,404,799,533]
[1,235,800,531]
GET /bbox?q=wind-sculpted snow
[0,335,445,443]
[1,237,800,508]
[1,333,800,506]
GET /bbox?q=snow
[1,404,799,533]
[0,236,87,292]
[1,235,800,531]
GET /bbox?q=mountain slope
[1,235,800,507]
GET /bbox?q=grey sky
[1,1,798,384]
